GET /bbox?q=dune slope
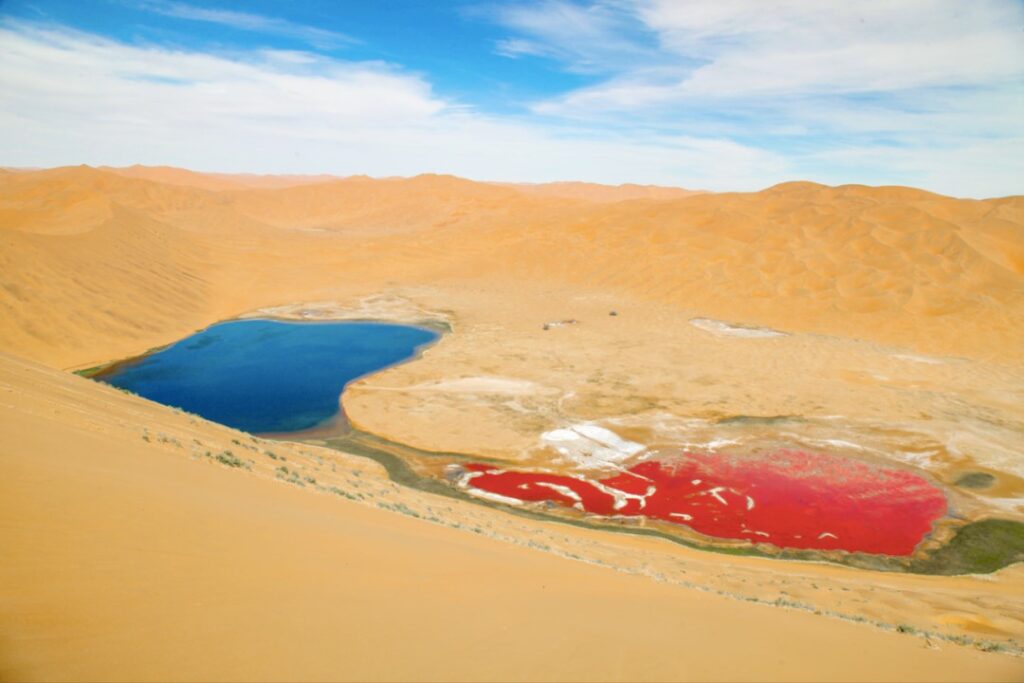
[1,167,1021,368]
[2,352,1021,682]
[1,165,1023,680]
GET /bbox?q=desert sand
[1,165,1023,681]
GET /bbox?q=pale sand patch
[1,167,1023,680]
[1,352,1022,682]
[394,376,555,396]
[690,317,789,338]
[893,353,947,365]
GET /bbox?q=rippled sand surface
[1,165,1022,680]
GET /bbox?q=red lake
[461,449,948,555]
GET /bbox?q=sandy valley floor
[1,165,1023,680]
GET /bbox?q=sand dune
[2,351,1022,682]
[2,166,1020,367]
[497,180,705,202]
[1,165,1023,680]
[102,164,343,191]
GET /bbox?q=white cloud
[134,1,358,49]
[494,37,550,59]
[1,4,1020,198]
[0,20,785,190]
[803,138,1024,199]
[640,0,1024,96]
[521,0,1024,109]
[490,0,655,73]
[489,0,1024,195]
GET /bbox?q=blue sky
[1,0,1022,196]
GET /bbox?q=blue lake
[94,319,439,434]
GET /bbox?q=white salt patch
[897,449,940,468]
[818,532,838,540]
[534,482,582,503]
[545,428,584,443]
[669,512,694,521]
[541,423,645,470]
[587,479,655,511]
[457,470,523,505]
[746,495,755,511]
[707,487,729,505]
[819,438,869,451]
[690,317,787,339]
[466,488,524,506]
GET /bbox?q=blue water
[95,319,439,434]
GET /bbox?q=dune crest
[0,165,1020,367]
[1,166,1023,679]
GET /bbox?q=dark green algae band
[75,317,1024,576]
[316,429,1024,577]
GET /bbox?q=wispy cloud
[133,1,358,50]
[645,0,1023,97]
[483,0,1024,195]
[488,0,658,73]
[1,1,1020,197]
[0,20,785,190]
[494,1,1024,105]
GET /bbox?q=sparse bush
[327,486,358,501]
[274,465,305,486]
[215,451,249,469]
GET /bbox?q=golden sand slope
[496,180,705,202]
[101,164,344,191]
[2,352,1022,682]
[1,166,1021,368]
[1,166,1023,680]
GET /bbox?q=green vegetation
[156,433,182,447]
[214,450,250,469]
[317,428,1024,576]
[911,519,1024,575]
[324,485,359,501]
[953,471,996,489]
[73,365,106,378]
[274,464,305,486]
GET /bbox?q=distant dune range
[1,165,1021,369]
[2,165,1024,680]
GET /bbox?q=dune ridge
[3,350,1021,681]
[1,165,1023,680]
[1,165,1021,368]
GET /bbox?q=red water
[462,450,947,555]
